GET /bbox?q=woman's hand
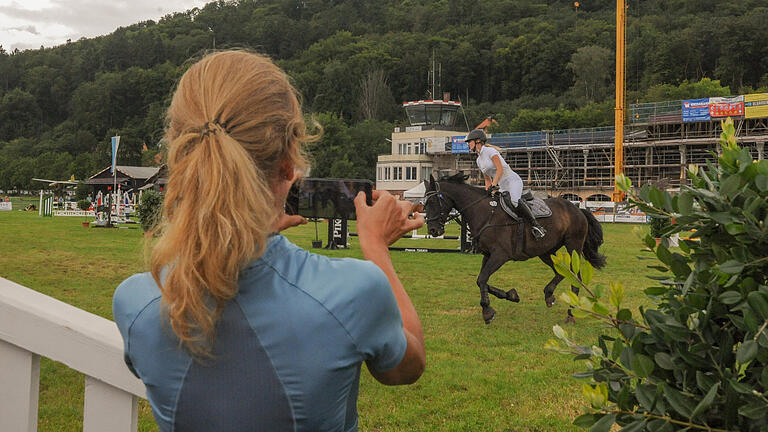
[273,213,307,232]
[354,191,424,249]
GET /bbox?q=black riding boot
[516,198,546,239]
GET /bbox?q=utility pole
[612,0,626,202]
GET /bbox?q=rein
[425,183,518,249]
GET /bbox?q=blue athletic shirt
[113,234,407,432]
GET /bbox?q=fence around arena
[0,276,145,432]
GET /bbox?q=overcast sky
[0,0,208,52]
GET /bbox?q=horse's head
[423,175,452,237]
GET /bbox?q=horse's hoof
[545,295,556,308]
[483,307,496,324]
[564,315,576,324]
[506,289,520,303]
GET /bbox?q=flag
[111,136,121,174]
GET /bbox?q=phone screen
[286,178,373,220]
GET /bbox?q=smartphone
[285,178,373,220]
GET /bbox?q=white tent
[403,182,426,201]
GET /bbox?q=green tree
[567,45,614,102]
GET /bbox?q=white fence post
[0,340,40,432]
[83,376,138,432]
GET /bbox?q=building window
[394,167,402,180]
[406,166,417,180]
[377,167,382,181]
[384,167,391,180]
[421,166,432,181]
[420,141,427,154]
[413,143,419,155]
[406,143,412,154]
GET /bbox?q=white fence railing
[0,277,146,431]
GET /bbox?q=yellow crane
[612,0,627,202]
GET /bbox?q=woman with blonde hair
[113,50,425,431]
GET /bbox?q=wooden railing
[0,277,146,431]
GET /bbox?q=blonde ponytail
[151,51,312,357]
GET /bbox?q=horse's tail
[580,208,607,269]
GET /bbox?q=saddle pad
[498,195,552,220]
[528,197,552,218]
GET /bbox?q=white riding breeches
[499,172,523,202]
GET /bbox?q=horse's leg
[539,254,565,308]
[476,253,508,324]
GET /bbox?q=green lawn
[0,208,656,431]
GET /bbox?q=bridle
[424,182,490,228]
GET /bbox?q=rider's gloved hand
[487,185,499,197]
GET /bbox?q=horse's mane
[438,173,468,184]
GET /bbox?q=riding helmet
[465,129,487,143]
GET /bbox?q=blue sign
[111,136,121,174]
[682,98,710,123]
[451,136,469,154]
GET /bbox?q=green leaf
[635,384,656,411]
[632,354,655,378]
[737,340,758,364]
[718,290,742,305]
[719,260,745,274]
[592,302,610,316]
[739,401,768,419]
[662,383,695,418]
[581,260,594,286]
[725,223,745,235]
[747,291,768,320]
[656,245,672,266]
[617,309,632,321]
[756,174,768,192]
[589,414,616,432]
[691,382,719,420]
[619,420,646,432]
[677,192,693,215]
[720,174,742,198]
[649,187,665,208]
[654,352,676,370]
[729,379,753,394]
[571,250,581,275]
[573,413,599,428]
[645,286,667,296]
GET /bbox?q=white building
[376,99,467,196]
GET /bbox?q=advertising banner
[0,202,11,211]
[682,98,711,122]
[745,93,768,119]
[615,203,648,224]
[709,96,744,118]
[451,136,469,154]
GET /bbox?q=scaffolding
[432,118,768,199]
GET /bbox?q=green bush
[136,190,163,232]
[648,216,667,238]
[74,182,91,202]
[548,118,768,431]
[76,199,90,211]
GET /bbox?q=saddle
[496,191,552,221]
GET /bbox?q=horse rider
[465,128,546,239]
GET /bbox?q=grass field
[0,207,657,431]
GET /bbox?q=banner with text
[745,93,768,119]
[451,136,469,154]
[709,96,744,118]
[682,98,711,122]
[0,202,11,211]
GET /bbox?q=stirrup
[532,226,546,239]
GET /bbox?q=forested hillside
[1,0,766,189]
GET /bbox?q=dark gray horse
[424,174,606,324]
